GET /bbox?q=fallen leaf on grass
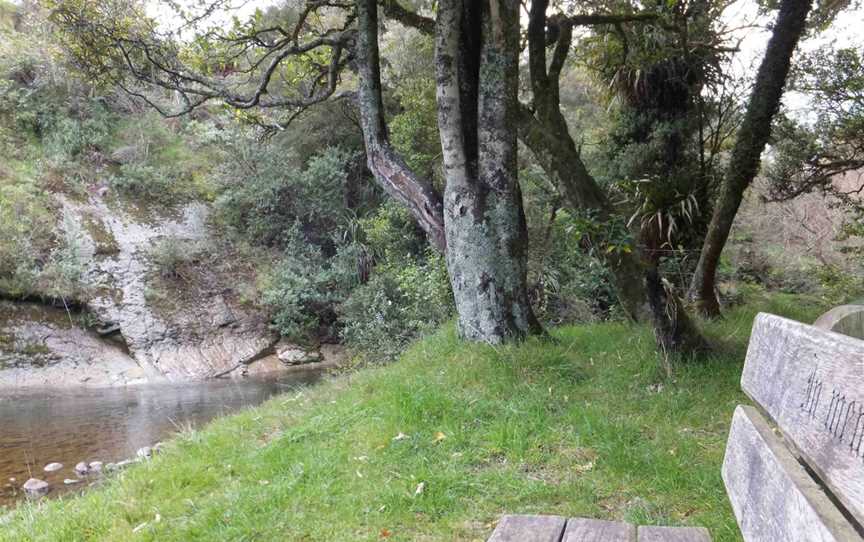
[433,431,446,443]
[379,528,392,538]
[414,482,426,496]
[392,432,409,441]
[574,461,594,474]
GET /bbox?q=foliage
[384,27,441,182]
[148,236,206,281]
[0,180,58,296]
[0,178,88,301]
[340,252,453,360]
[261,230,362,343]
[213,142,357,250]
[765,47,864,205]
[530,209,621,324]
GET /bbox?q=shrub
[340,252,453,360]
[260,230,362,343]
[212,143,357,250]
[0,181,56,296]
[148,236,206,281]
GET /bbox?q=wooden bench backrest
[723,312,864,541]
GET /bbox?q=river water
[0,371,322,508]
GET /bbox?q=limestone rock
[63,479,82,485]
[276,343,321,365]
[43,462,63,473]
[75,462,89,475]
[88,461,103,472]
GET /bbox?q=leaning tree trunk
[355,0,446,251]
[435,0,543,343]
[517,106,650,322]
[517,1,651,323]
[689,0,813,317]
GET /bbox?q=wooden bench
[814,304,864,340]
[722,310,864,541]
[486,515,710,541]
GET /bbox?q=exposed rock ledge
[0,195,338,388]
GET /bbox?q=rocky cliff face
[0,194,330,388]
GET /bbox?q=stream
[0,371,322,508]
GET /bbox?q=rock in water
[22,478,50,498]
[63,479,81,485]
[89,461,103,472]
[75,462,89,475]
[43,462,63,473]
[136,446,152,459]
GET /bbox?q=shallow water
[0,371,322,508]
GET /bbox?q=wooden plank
[814,305,864,340]
[741,312,864,524]
[562,518,635,541]
[722,405,861,541]
[637,525,711,542]
[487,515,567,542]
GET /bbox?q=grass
[0,294,828,541]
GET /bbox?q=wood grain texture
[636,525,712,542]
[487,514,567,542]
[742,313,864,524]
[562,518,636,541]
[722,405,862,541]
[814,305,864,340]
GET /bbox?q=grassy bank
[0,294,827,541]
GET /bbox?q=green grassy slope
[0,294,827,541]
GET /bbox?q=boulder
[88,461,103,472]
[75,461,89,475]
[43,462,63,473]
[22,478,50,498]
[276,343,321,365]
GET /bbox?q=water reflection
[0,371,322,507]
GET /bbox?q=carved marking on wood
[801,365,823,418]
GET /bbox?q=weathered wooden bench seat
[722,310,864,541]
[486,515,710,541]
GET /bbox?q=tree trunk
[689,0,813,317]
[435,0,543,343]
[516,105,650,322]
[518,2,651,322]
[355,0,446,252]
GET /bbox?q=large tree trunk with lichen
[355,0,446,252]
[688,0,812,317]
[435,0,542,343]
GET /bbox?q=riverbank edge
[0,293,829,541]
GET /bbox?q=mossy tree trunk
[688,0,813,317]
[356,0,542,344]
[435,0,543,343]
